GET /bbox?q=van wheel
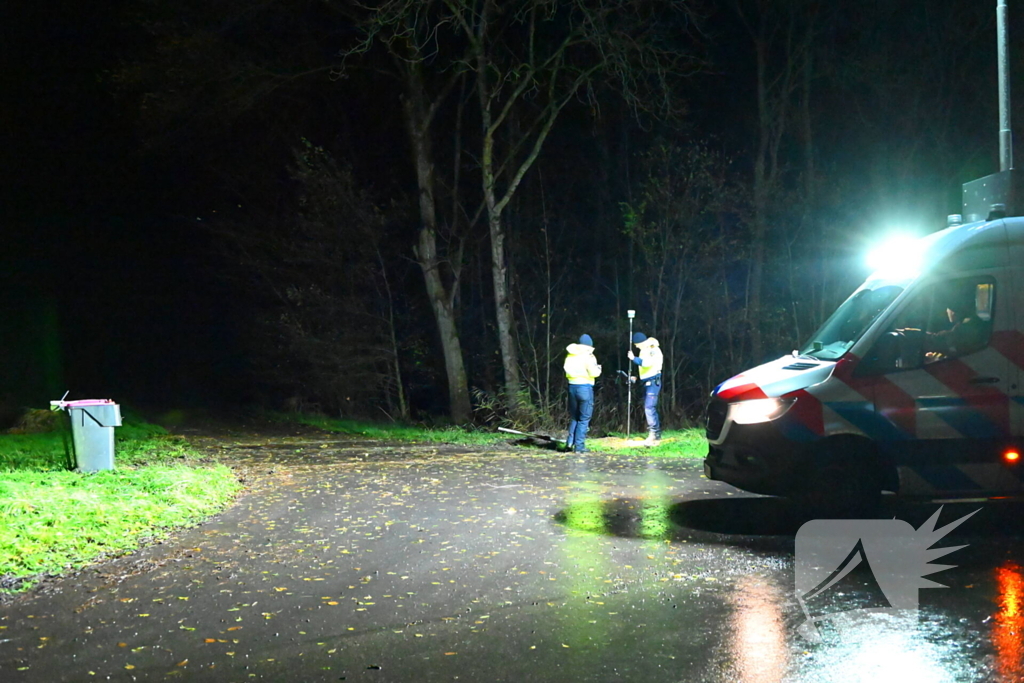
[795,442,881,517]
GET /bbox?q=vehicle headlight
[728,397,797,425]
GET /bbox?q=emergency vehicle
[704,203,1024,511]
[706,0,1024,511]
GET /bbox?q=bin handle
[81,410,107,427]
[49,391,71,412]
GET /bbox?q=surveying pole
[626,310,635,438]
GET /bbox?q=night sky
[3,1,1022,424]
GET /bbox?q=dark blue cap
[632,332,647,344]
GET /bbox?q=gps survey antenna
[627,309,635,438]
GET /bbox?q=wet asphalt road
[2,439,1024,682]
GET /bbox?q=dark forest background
[1,0,1019,429]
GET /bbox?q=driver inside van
[879,282,991,369]
[922,289,988,361]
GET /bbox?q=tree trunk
[415,227,472,423]
[475,8,521,409]
[749,36,769,364]
[402,59,472,424]
[542,193,553,411]
[378,249,409,420]
[486,209,521,405]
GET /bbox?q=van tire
[794,440,881,517]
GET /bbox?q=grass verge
[285,412,706,458]
[286,413,514,446]
[0,417,239,591]
[594,428,707,458]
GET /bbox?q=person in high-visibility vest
[563,334,602,453]
[628,332,663,445]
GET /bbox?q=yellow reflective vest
[564,344,602,385]
[635,338,663,379]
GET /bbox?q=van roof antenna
[999,0,1013,173]
[962,1,1019,220]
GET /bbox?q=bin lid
[51,399,117,409]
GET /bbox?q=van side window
[858,277,995,374]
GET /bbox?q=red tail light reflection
[994,562,1024,681]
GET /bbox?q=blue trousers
[567,383,594,451]
[643,377,661,436]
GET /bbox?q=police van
[704,184,1024,512]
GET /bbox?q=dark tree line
[107,0,1015,428]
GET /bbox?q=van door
[1003,226,1024,447]
[856,270,1021,496]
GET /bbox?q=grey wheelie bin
[64,399,122,472]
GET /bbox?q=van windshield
[800,285,903,360]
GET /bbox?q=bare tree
[352,2,475,422]
[136,0,700,419]
[732,0,814,362]
[438,0,701,410]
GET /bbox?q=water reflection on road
[993,562,1024,681]
[726,575,788,683]
[559,461,1024,683]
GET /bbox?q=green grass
[598,428,708,458]
[0,417,240,590]
[0,432,70,471]
[286,414,513,446]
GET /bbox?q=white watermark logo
[795,507,978,641]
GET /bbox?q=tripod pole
[626,310,635,438]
